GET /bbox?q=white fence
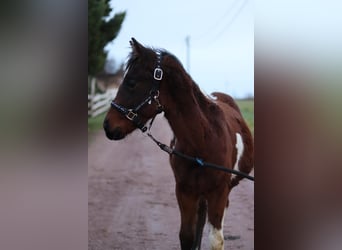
[88,89,117,117]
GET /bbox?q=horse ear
[130,37,145,56]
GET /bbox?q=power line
[193,0,249,47]
[192,0,242,41]
[210,0,249,43]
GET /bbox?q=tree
[88,0,125,76]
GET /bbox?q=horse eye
[125,79,136,89]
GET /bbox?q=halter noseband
[110,51,164,132]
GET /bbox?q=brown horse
[103,38,254,250]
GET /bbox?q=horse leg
[176,185,200,250]
[193,198,207,249]
[207,188,229,250]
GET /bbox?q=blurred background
[0,1,88,250]
[255,1,342,250]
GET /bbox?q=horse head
[103,38,164,140]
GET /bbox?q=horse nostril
[104,122,125,140]
[112,128,124,140]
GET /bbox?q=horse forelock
[126,46,164,70]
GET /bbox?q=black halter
[110,51,164,132]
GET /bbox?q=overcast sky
[106,0,254,98]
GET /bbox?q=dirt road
[88,116,254,250]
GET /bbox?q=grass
[87,99,254,135]
[88,112,106,133]
[236,99,254,135]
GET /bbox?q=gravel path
[88,116,254,250]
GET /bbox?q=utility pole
[185,35,190,73]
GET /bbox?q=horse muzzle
[105,127,125,140]
[103,119,125,140]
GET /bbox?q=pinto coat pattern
[104,38,254,250]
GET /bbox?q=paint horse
[103,38,254,250]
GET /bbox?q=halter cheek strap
[110,51,164,132]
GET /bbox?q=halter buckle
[126,110,137,121]
[154,68,163,80]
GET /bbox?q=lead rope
[146,117,254,181]
[142,50,253,181]
[146,118,174,154]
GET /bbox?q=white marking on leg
[208,210,225,250]
[208,223,224,250]
[233,133,244,171]
[221,209,225,228]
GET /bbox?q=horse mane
[160,51,218,112]
[125,46,220,119]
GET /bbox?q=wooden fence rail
[88,89,117,117]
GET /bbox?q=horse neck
[162,73,212,152]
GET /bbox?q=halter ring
[126,110,137,121]
[154,68,163,80]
